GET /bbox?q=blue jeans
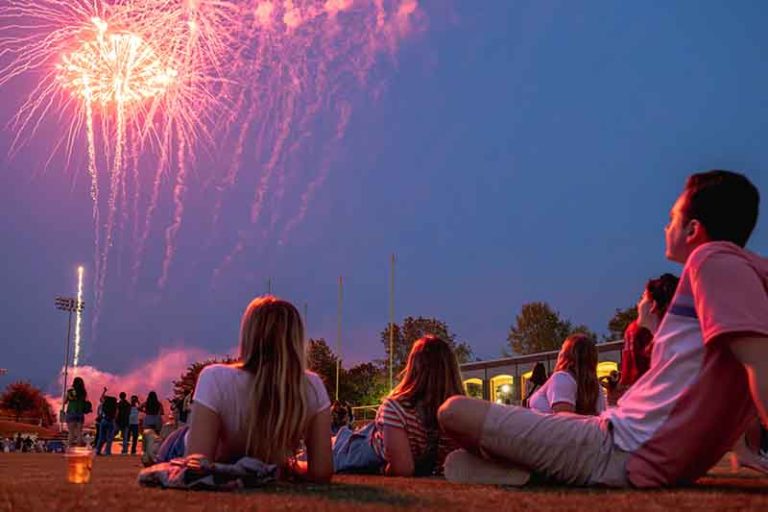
[123,424,139,454]
[96,419,116,455]
[332,423,384,473]
[156,425,188,463]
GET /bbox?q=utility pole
[389,253,396,391]
[335,275,343,401]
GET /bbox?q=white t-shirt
[528,370,606,414]
[192,364,330,462]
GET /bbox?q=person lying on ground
[150,296,333,483]
[333,335,464,476]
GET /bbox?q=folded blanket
[138,453,278,491]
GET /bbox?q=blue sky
[1,0,766,391]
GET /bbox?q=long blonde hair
[238,296,307,465]
[390,335,465,429]
[553,333,600,415]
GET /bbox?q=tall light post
[335,275,343,401]
[389,253,396,391]
[55,294,84,422]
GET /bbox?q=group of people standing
[62,378,170,455]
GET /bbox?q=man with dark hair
[677,170,759,248]
[116,392,131,454]
[438,170,767,488]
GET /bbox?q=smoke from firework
[47,346,219,425]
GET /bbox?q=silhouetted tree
[172,356,237,403]
[507,302,596,355]
[340,363,388,406]
[381,316,474,376]
[0,381,54,426]
[606,306,638,341]
[306,338,339,395]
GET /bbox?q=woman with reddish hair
[620,273,679,389]
[333,335,465,476]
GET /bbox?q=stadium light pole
[55,295,84,425]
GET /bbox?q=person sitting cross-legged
[439,170,768,488]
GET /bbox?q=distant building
[460,340,623,405]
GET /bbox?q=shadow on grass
[504,484,768,496]
[244,482,419,507]
[491,473,768,496]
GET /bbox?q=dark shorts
[66,412,84,423]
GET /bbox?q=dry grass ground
[0,453,766,512]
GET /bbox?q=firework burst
[1,0,231,332]
[1,0,422,354]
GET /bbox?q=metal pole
[335,275,343,401]
[61,308,73,426]
[389,253,395,391]
[267,277,272,295]
[303,302,308,335]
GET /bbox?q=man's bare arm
[729,334,768,427]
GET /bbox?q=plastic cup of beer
[65,447,94,484]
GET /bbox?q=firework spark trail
[120,125,139,258]
[214,0,349,270]
[267,0,418,240]
[211,0,423,279]
[267,36,328,235]
[250,71,298,227]
[95,95,126,314]
[209,52,263,229]
[210,91,255,229]
[53,15,183,328]
[131,126,170,288]
[130,131,141,249]
[267,18,337,236]
[73,265,85,367]
[157,132,186,289]
[84,94,102,311]
[212,73,299,277]
[280,100,351,242]
[208,5,279,233]
[3,0,423,332]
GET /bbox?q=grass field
[0,453,766,511]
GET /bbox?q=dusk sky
[1,0,766,395]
